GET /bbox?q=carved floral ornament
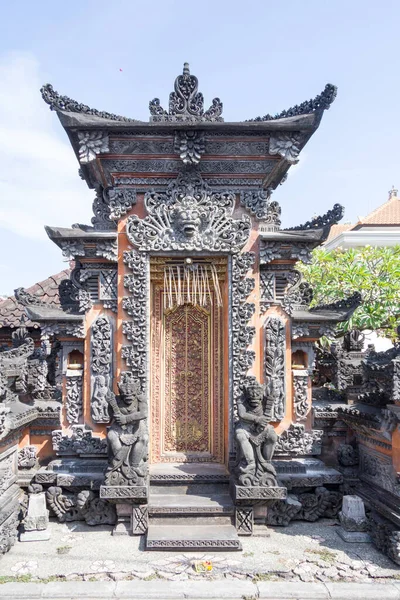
[149,63,223,122]
[126,170,251,253]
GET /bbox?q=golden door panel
[151,285,223,463]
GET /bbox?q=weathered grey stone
[339,495,368,532]
[20,492,50,542]
[257,581,329,598]
[337,529,372,543]
[325,582,400,599]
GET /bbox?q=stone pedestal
[337,494,371,543]
[100,485,149,536]
[20,492,50,542]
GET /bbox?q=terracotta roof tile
[0,269,70,329]
[359,194,400,226]
[325,223,353,243]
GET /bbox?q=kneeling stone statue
[235,377,278,487]
[104,373,148,487]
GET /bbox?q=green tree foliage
[298,245,400,340]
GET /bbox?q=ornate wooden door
[150,284,224,463]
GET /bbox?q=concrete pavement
[1,580,400,599]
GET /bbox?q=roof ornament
[247,83,338,122]
[286,203,344,231]
[40,84,136,122]
[149,63,223,122]
[389,185,398,199]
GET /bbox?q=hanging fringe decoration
[164,263,223,309]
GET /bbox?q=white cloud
[0,52,93,242]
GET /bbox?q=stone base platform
[146,524,241,550]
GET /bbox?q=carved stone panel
[122,250,149,390]
[235,506,253,535]
[274,424,323,456]
[126,170,250,253]
[293,373,309,421]
[65,375,83,424]
[90,317,113,423]
[132,505,148,535]
[18,446,37,469]
[265,317,286,421]
[231,253,256,422]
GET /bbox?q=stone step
[149,462,230,485]
[149,515,233,525]
[150,483,230,496]
[146,524,241,550]
[149,492,234,516]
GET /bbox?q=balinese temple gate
[0,64,361,551]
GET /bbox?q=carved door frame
[149,262,224,464]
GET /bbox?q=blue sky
[0,0,398,295]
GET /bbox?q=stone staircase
[146,463,241,550]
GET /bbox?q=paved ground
[0,518,399,586]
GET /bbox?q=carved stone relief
[65,375,83,424]
[126,170,250,253]
[293,374,309,421]
[106,188,137,220]
[90,317,113,423]
[274,424,323,456]
[240,190,281,224]
[174,131,205,164]
[104,373,148,487]
[248,83,337,122]
[269,133,302,163]
[78,131,109,163]
[286,203,344,231]
[231,253,256,425]
[18,446,37,469]
[96,240,118,262]
[265,317,286,421]
[260,241,313,265]
[52,426,107,456]
[46,487,116,525]
[122,250,149,389]
[292,324,310,339]
[234,378,278,487]
[149,63,223,122]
